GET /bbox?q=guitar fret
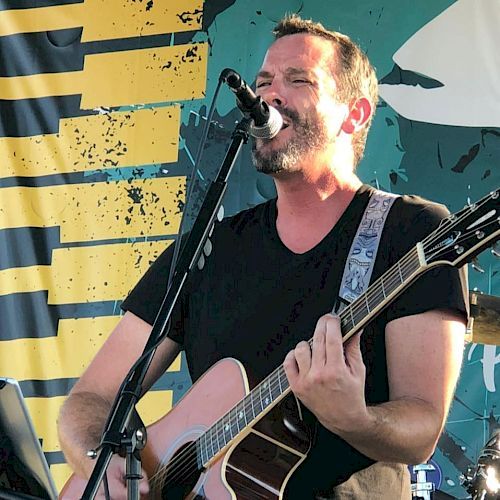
[270,373,278,399]
[214,421,221,453]
[210,427,216,458]
[281,369,289,392]
[219,419,226,448]
[397,261,404,283]
[237,402,245,430]
[233,409,238,437]
[242,400,248,426]
[203,430,210,463]
[203,431,208,462]
[349,306,355,330]
[197,437,205,466]
[223,415,231,444]
[262,380,271,408]
[249,391,256,421]
[380,275,386,298]
[277,368,283,394]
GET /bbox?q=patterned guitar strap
[336,189,400,311]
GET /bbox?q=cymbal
[466,292,500,345]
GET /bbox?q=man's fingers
[323,314,344,366]
[294,340,312,373]
[311,316,327,367]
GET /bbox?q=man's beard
[251,107,328,175]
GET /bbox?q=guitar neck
[196,244,428,466]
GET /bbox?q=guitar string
[150,461,274,500]
[151,211,499,489]
[149,195,498,488]
[150,207,498,489]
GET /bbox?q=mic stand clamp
[124,428,146,500]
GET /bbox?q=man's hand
[61,455,150,500]
[283,313,371,435]
[96,455,150,500]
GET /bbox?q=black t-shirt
[122,184,468,497]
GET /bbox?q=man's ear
[341,97,372,134]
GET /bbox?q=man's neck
[273,168,362,254]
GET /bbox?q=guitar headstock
[423,189,500,268]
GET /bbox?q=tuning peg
[492,242,500,258]
[217,204,224,221]
[471,258,485,273]
[204,238,213,257]
[197,253,205,270]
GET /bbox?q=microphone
[221,68,283,139]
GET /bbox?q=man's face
[252,34,348,175]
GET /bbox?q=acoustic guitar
[61,189,500,499]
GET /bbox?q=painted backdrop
[0,0,498,496]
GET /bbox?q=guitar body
[60,358,311,499]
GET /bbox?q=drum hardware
[411,463,436,499]
[491,242,500,258]
[460,429,500,500]
[471,258,485,274]
[465,292,500,346]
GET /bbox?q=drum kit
[411,292,500,500]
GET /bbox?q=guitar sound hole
[158,442,204,500]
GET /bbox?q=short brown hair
[273,14,378,166]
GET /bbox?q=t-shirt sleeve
[121,241,186,346]
[385,201,469,324]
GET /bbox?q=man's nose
[259,82,286,108]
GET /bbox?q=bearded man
[58,15,467,499]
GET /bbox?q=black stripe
[0,30,211,78]
[44,450,66,466]
[18,358,191,400]
[0,0,83,10]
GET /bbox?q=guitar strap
[336,189,400,309]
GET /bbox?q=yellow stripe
[0,239,173,302]
[25,396,66,452]
[0,70,81,99]
[137,389,173,427]
[0,177,184,242]
[0,0,203,40]
[24,389,173,453]
[81,43,208,108]
[0,43,208,108]
[0,315,181,381]
[81,0,203,41]
[49,239,172,304]
[50,463,72,494]
[0,106,180,178]
[0,4,83,37]
[0,265,52,296]
[0,316,120,380]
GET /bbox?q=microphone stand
[81,115,252,499]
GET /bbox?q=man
[58,15,468,499]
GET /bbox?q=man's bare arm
[284,309,465,465]
[333,309,465,464]
[58,311,181,478]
